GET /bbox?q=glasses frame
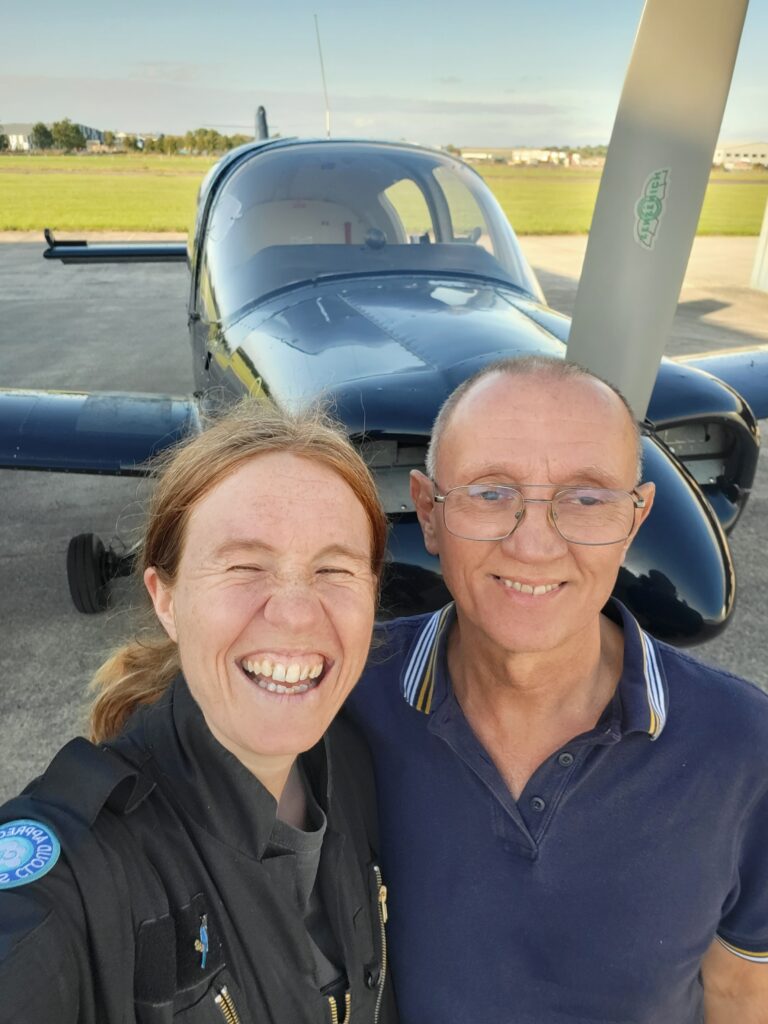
[431,481,646,546]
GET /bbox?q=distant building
[460,146,583,167]
[713,142,768,168]
[461,151,496,162]
[1,124,37,150]
[1,122,104,151]
[507,148,578,167]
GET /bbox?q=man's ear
[144,567,178,642]
[623,481,655,553]
[410,470,440,556]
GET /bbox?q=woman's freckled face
[146,452,377,767]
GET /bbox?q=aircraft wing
[43,229,187,264]
[0,390,200,474]
[674,346,768,421]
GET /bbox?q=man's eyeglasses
[432,482,646,546]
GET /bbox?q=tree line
[2,119,608,159]
[0,119,257,155]
[120,128,253,155]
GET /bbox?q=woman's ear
[144,567,178,642]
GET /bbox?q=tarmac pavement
[0,235,766,802]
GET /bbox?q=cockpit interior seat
[233,199,373,256]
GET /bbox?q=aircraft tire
[66,533,110,614]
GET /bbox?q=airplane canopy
[201,141,543,322]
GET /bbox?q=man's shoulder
[657,639,768,705]
[348,611,436,716]
[369,611,438,675]
[655,638,768,749]
[376,610,437,639]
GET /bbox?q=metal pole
[314,14,332,138]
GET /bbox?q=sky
[2,0,766,147]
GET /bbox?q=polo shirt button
[530,796,546,812]
[558,752,574,767]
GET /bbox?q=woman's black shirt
[0,676,396,1024]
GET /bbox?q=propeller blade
[567,0,749,419]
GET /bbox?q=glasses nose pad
[506,504,525,538]
[547,501,562,534]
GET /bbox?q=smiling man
[348,356,768,1024]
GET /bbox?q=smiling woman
[0,402,397,1024]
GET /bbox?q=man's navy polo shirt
[347,601,768,1024]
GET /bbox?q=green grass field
[0,153,766,235]
[477,165,768,235]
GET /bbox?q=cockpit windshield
[200,142,542,321]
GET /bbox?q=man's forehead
[443,446,629,488]
[466,370,616,409]
[449,372,630,434]
[438,372,636,479]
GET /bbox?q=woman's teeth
[240,657,324,694]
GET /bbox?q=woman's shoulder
[0,736,156,904]
[0,737,167,1020]
[2,736,154,826]
[0,736,162,919]
[326,708,380,805]
[324,711,380,848]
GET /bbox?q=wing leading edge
[675,347,768,421]
[0,390,201,474]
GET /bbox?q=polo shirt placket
[414,603,668,859]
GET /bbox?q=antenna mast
[314,13,331,138]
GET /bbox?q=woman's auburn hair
[89,401,388,743]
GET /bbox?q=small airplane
[1,0,765,647]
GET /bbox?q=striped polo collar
[399,599,669,740]
[611,599,669,740]
[401,603,455,715]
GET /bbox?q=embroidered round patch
[0,819,61,889]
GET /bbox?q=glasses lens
[553,488,635,544]
[443,485,523,540]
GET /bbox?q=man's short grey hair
[424,355,644,483]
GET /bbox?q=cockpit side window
[432,165,494,253]
[382,180,435,244]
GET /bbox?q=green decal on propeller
[634,169,670,250]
